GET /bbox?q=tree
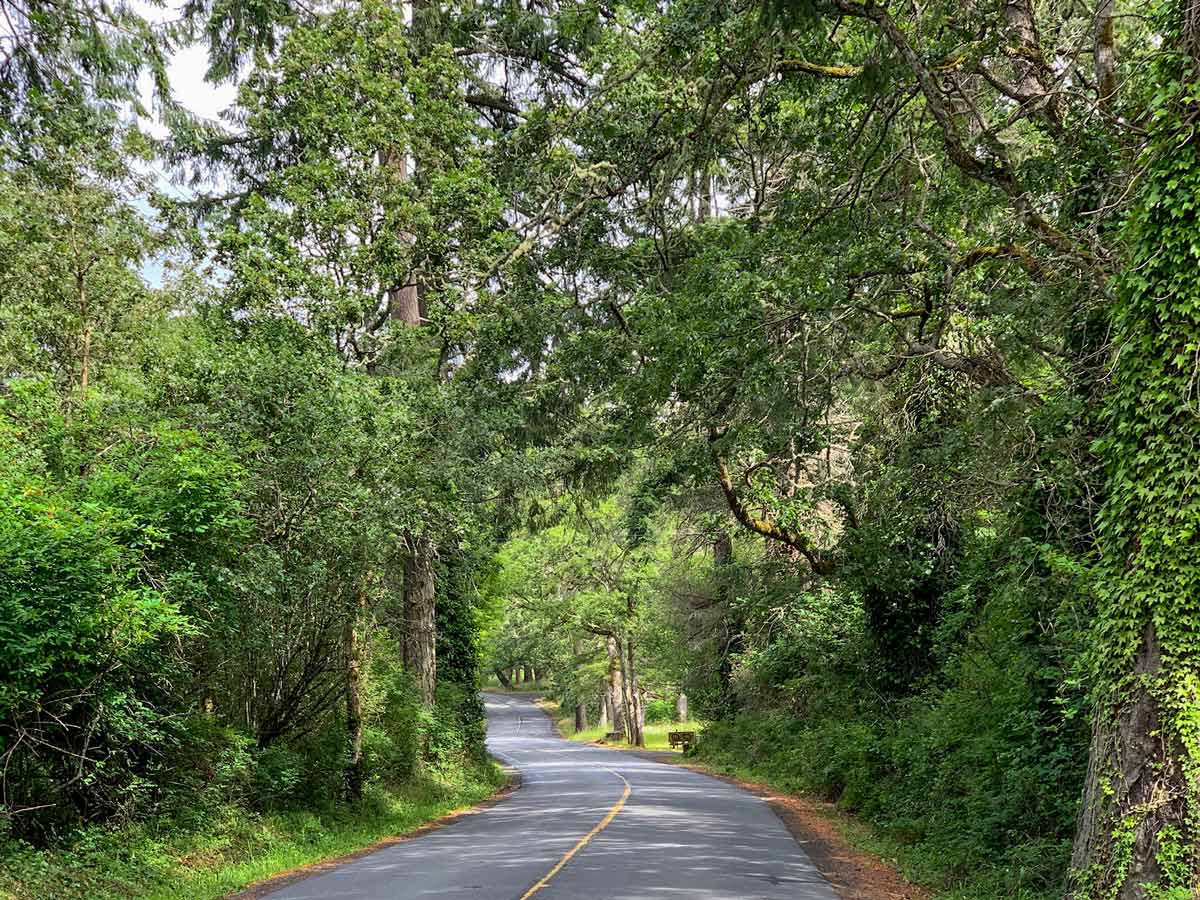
[1068,2,1200,892]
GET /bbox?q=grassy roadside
[532,697,704,754]
[0,763,507,900]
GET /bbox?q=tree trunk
[606,636,626,737]
[344,586,367,802]
[403,535,436,707]
[574,702,588,733]
[625,636,644,747]
[1067,30,1200,892]
[1093,0,1117,111]
[514,665,524,685]
[674,692,688,723]
[385,136,422,325]
[713,530,742,716]
[385,29,435,707]
[1067,625,1194,898]
[598,686,609,730]
[74,262,92,399]
[79,325,92,398]
[528,665,536,683]
[493,667,512,689]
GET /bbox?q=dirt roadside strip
[224,763,521,900]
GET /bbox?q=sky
[136,2,236,130]
[134,3,237,284]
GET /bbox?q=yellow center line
[518,769,632,899]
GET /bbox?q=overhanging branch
[708,429,835,575]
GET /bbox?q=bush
[694,536,1090,898]
[0,452,193,839]
[363,640,423,783]
[154,716,255,825]
[426,682,487,773]
[643,698,674,724]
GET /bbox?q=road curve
[264,692,838,899]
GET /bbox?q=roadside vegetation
[0,765,503,900]
[536,697,704,754]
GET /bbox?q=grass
[534,697,704,753]
[0,764,507,900]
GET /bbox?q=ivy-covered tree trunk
[712,531,742,716]
[403,535,436,707]
[1068,6,1200,893]
[344,586,366,802]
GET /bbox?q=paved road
[265,692,838,899]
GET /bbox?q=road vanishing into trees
[265,692,838,899]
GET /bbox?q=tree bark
[1067,624,1193,898]
[383,69,422,327]
[74,261,93,399]
[1067,24,1200,890]
[625,636,645,747]
[674,692,688,723]
[403,535,436,707]
[344,586,367,802]
[713,530,743,716]
[386,5,436,711]
[598,686,609,729]
[493,667,512,689]
[574,702,588,733]
[1094,0,1117,111]
[606,636,626,737]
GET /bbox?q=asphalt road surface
[264,692,839,899]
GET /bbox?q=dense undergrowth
[692,537,1091,900]
[697,710,1075,900]
[0,680,500,900]
[0,762,503,900]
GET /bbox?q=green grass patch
[0,763,506,900]
[537,697,703,752]
[564,720,706,752]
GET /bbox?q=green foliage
[4,0,1197,894]
[0,381,243,839]
[1072,2,1200,889]
[0,762,504,900]
[699,622,1085,897]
